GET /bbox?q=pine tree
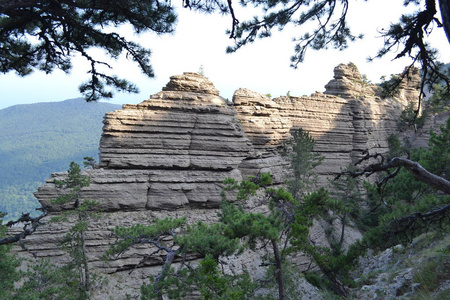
[285,128,324,198]
[51,160,99,299]
[0,212,21,300]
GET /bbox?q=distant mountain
[0,98,121,220]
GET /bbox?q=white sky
[0,0,449,110]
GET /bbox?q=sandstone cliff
[14,64,442,299]
[35,66,425,213]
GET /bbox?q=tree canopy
[1,0,449,101]
[227,0,450,92]
[0,0,176,101]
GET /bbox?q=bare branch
[384,203,450,243]
[226,0,239,38]
[338,154,450,194]
[0,208,48,246]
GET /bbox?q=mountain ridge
[0,98,121,220]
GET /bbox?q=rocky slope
[13,63,445,299]
[350,233,449,300]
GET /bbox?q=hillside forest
[0,99,120,220]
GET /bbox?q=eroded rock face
[233,65,410,187]
[397,66,421,104]
[162,72,220,95]
[19,65,433,298]
[324,63,377,99]
[37,73,251,212]
[35,65,420,211]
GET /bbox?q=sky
[1,0,449,110]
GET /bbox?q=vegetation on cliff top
[1,0,450,297]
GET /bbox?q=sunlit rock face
[35,65,426,213]
[324,63,378,99]
[23,64,438,299]
[37,73,252,212]
[232,63,423,187]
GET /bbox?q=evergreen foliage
[108,213,250,299]
[0,0,176,100]
[428,80,450,112]
[356,119,450,250]
[0,37,448,300]
[2,120,448,298]
[397,102,428,131]
[0,212,21,300]
[193,255,255,300]
[0,206,97,299]
[284,128,324,198]
[2,1,449,102]
[14,259,83,300]
[50,160,100,298]
[328,164,361,249]
[427,63,450,112]
[378,73,404,99]
[223,0,450,99]
[106,127,355,299]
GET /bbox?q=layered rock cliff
[14,64,441,298]
[233,63,420,187]
[37,73,251,212]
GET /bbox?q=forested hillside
[0,99,120,220]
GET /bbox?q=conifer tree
[107,216,253,299]
[51,160,99,299]
[361,119,450,248]
[285,128,324,198]
[0,212,21,300]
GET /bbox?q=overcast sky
[1,0,449,110]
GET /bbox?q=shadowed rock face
[20,65,445,299]
[232,64,423,187]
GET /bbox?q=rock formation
[37,72,251,212]
[13,64,441,299]
[324,63,377,99]
[233,63,422,187]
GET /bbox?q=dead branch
[337,154,450,194]
[0,208,48,246]
[384,203,450,243]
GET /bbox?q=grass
[408,233,450,299]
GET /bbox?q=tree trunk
[78,210,90,293]
[388,157,450,194]
[339,214,346,248]
[81,231,90,291]
[153,249,178,300]
[271,239,285,300]
[439,0,450,44]
[353,157,450,194]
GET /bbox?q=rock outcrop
[37,73,251,212]
[14,64,439,299]
[350,233,450,299]
[324,63,377,99]
[233,63,419,187]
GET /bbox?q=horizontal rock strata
[37,73,251,212]
[14,65,435,299]
[233,63,415,186]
